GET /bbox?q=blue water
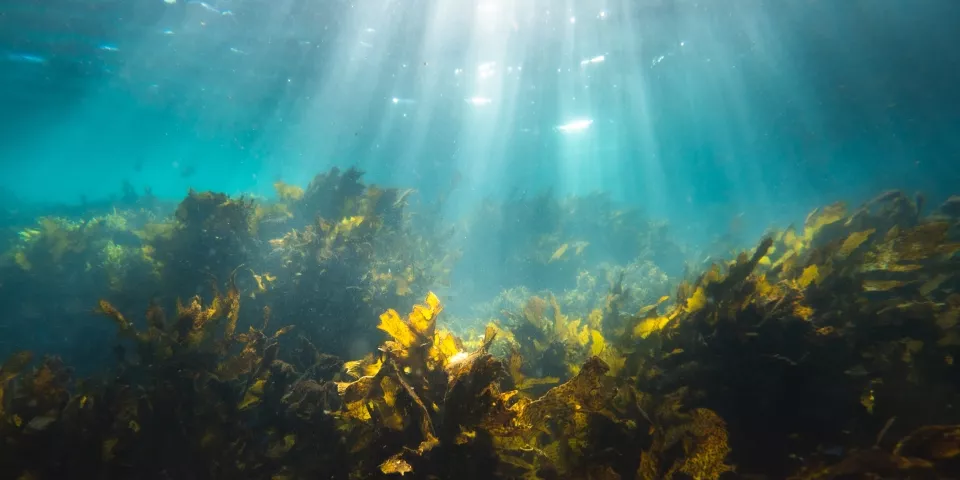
[1,0,959,365]
[3,0,956,221]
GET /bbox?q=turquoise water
[2,0,960,468]
[2,0,958,355]
[4,0,959,360]
[4,0,957,219]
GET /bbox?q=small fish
[7,53,46,64]
[179,165,196,178]
[259,213,292,225]
[25,416,57,432]
[549,243,569,262]
[198,2,220,13]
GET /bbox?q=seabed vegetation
[1,169,959,479]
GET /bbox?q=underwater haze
[2,0,960,479]
[2,0,957,217]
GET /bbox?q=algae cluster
[1,175,959,479]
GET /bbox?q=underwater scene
[2,0,960,478]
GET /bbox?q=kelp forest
[1,168,959,480]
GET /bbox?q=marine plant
[456,191,687,301]
[615,191,960,477]
[259,168,454,358]
[145,190,259,299]
[1,181,959,480]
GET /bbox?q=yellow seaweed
[378,309,417,348]
[380,453,414,475]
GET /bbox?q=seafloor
[1,168,959,479]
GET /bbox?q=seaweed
[2,179,960,479]
[259,169,453,357]
[147,190,259,298]
[611,190,960,477]
[456,191,686,299]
